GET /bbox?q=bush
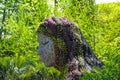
[0,0,120,80]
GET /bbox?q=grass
[0,0,120,80]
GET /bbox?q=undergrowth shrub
[0,0,120,80]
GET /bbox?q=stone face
[38,33,55,67]
[37,17,104,80]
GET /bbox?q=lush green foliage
[0,0,120,80]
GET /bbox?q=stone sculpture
[37,17,103,80]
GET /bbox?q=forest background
[0,0,120,80]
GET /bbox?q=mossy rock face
[37,17,103,79]
[37,17,82,70]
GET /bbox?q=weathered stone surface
[37,17,103,80]
[38,33,55,67]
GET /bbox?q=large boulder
[37,17,103,80]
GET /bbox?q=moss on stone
[37,17,104,79]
